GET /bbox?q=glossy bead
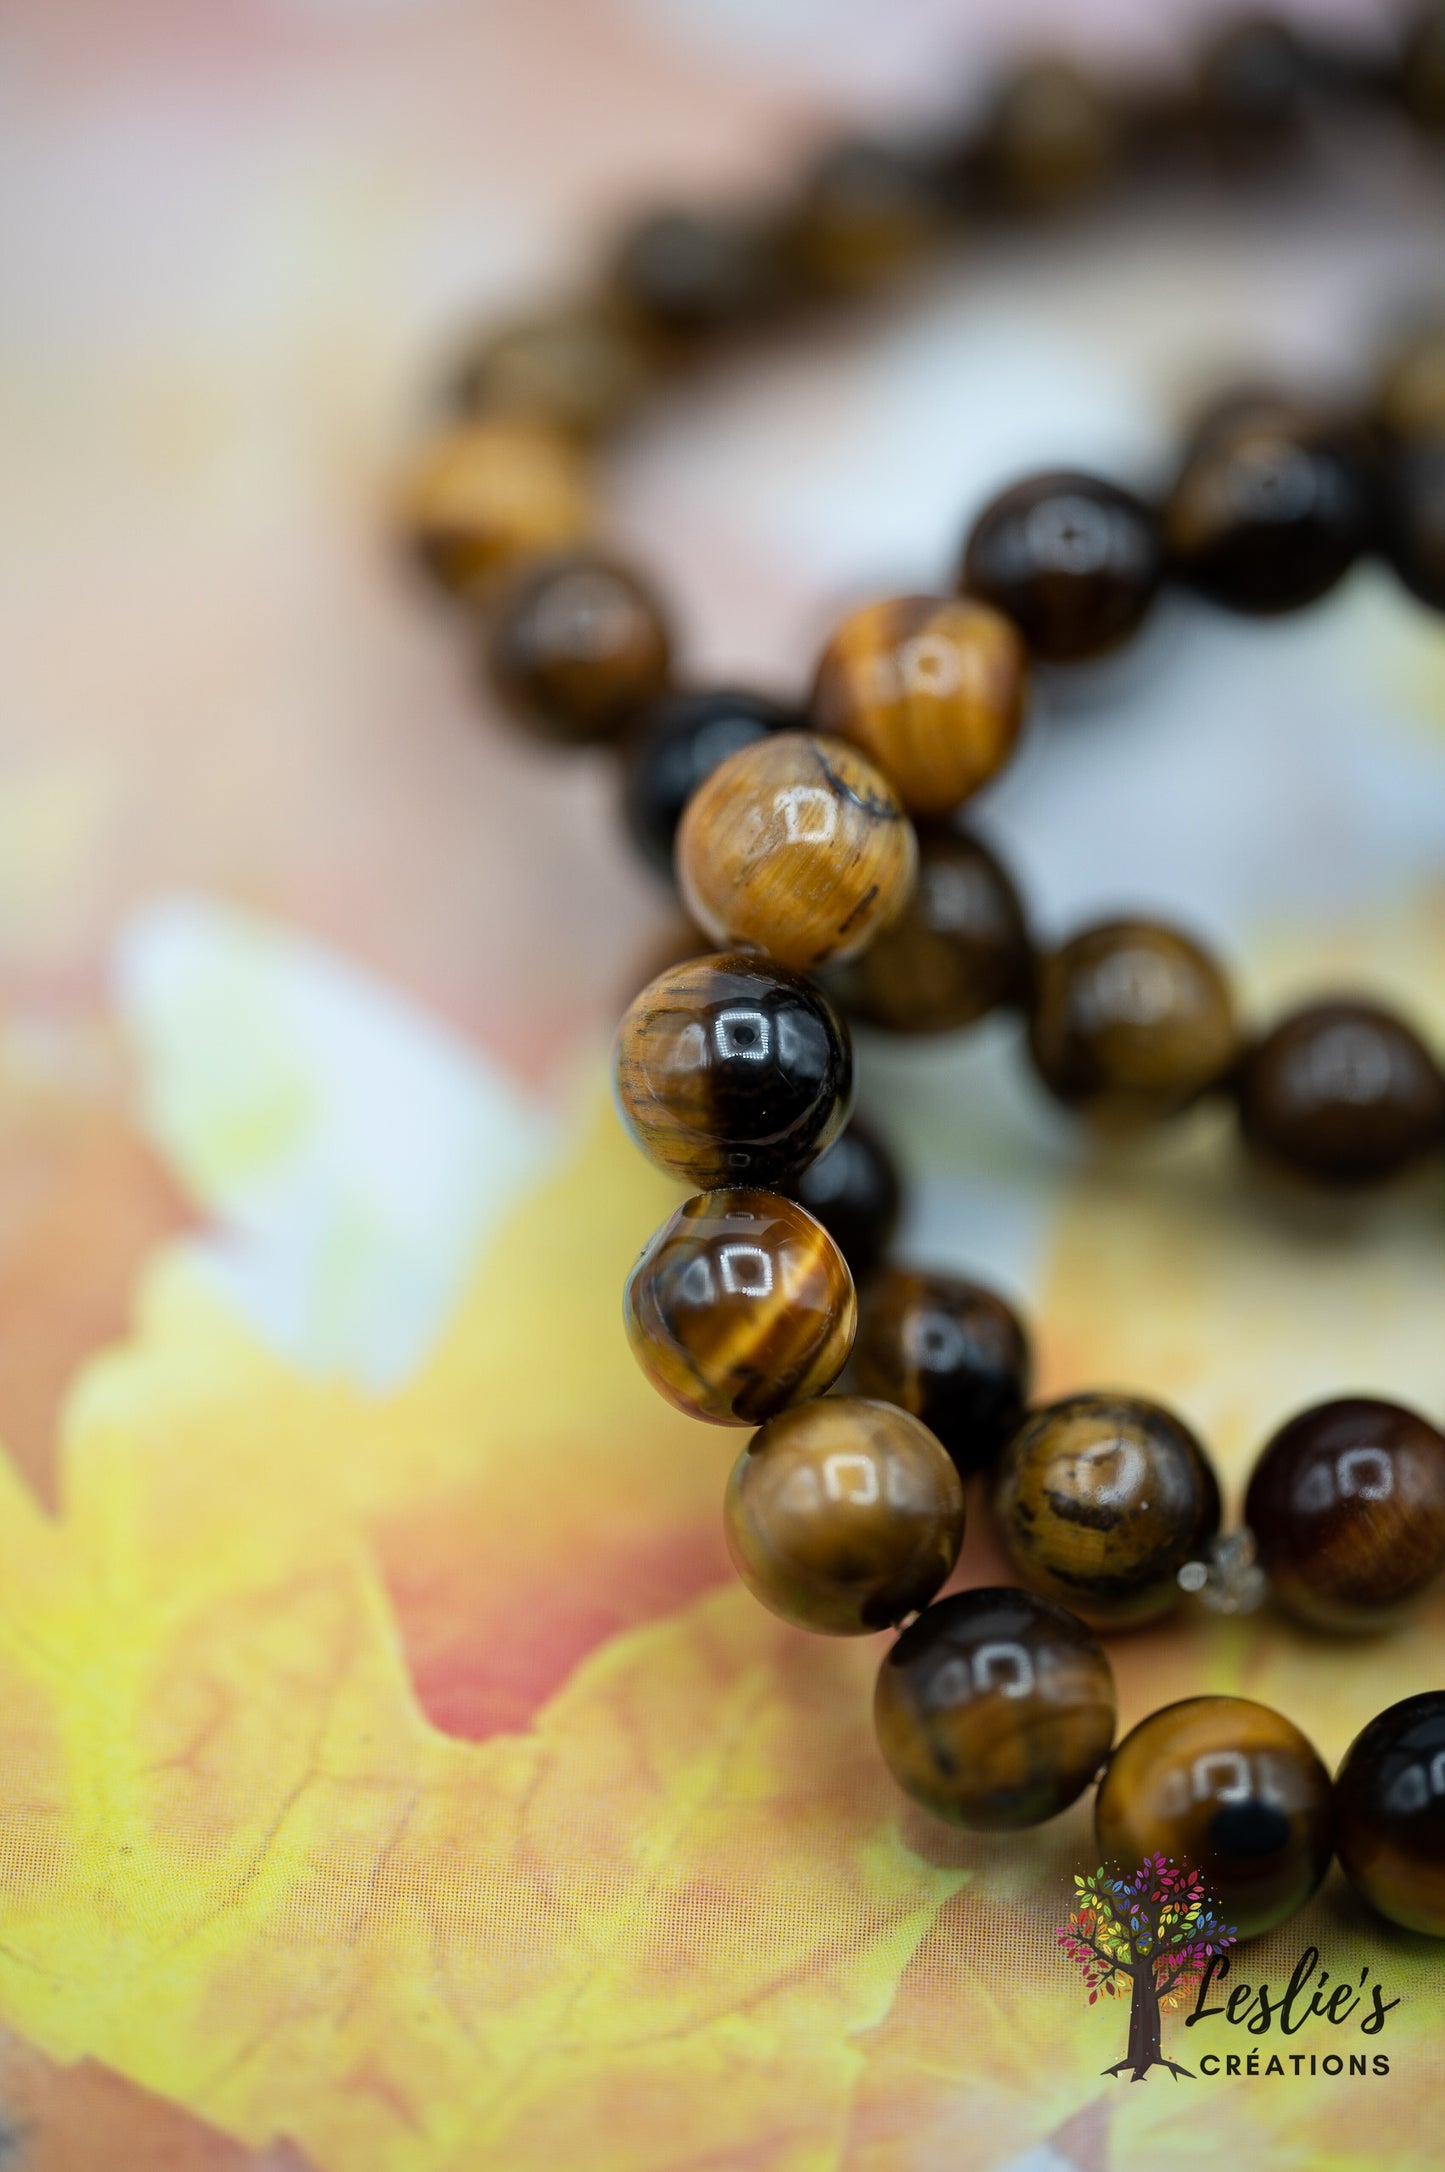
[624,1188,855,1426]
[611,209,778,337]
[790,1117,901,1286]
[620,688,796,880]
[676,731,918,973]
[614,953,853,1189]
[1335,1694,1445,1937]
[486,550,672,743]
[1401,4,1445,130]
[826,828,1032,1035]
[875,1588,1116,1830]
[402,419,593,595]
[1164,400,1372,614]
[785,137,946,293]
[993,1392,1221,1627]
[852,1269,1030,1478]
[809,595,1028,817]
[1027,920,1239,1129]
[1095,1696,1332,1939]
[960,472,1163,664]
[1236,1000,1445,1185]
[981,61,1120,211]
[448,301,654,442]
[1378,439,1445,611]
[1245,1397,1445,1631]
[725,1397,965,1635]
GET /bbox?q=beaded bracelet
[404,5,1445,1952]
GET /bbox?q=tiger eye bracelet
[406,5,1445,1945]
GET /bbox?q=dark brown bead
[981,62,1120,212]
[1236,1000,1445,1185]
[1374,313,1445,441]
[1028,920,1239,1129]
[676,732,918,973]
[784,138,946,293]
[624,1188,855,1426]
[875,1587,1116,1830]
[611,209,778,338]
[960,472,1163,664]
[725,1397,965,1635]
[1164,399,1373,614]
[993,1392,1221,1628]
[810,595,1027,817]
[1335,1693,1445,1937]
[1378,438,1445,611]
[789,1117,902,1287]
[826,828,1032,1035]
[1401,4,1445,130]
[852,1269,1030,1478]
[402,419,593,596]
[1095,1696,1332,1939]
[614,953,853,1189]
[448,302,654,442]
[1245,1397,1445,1631]
[486,550,672,743]
[621,688,797,880]
[1196,15,1310,161]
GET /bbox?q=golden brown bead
[1335,1693,1445,1938]
[487,549,672,743]
[993,1392,1221,1628]
[826,828,1032,1035]
[614,953,853,1189]
[982,61,1120,211]
[1235,999,1445,1185]
[809,596,1028,818]
[676,731,918,972]
[725,1397,964,1635]
[1028,920,1239,1129]
[624,1188,855,1425]
[1245,1397,1445,1631]
[875,1587,1116,1830]
[785,138,946,293]
[401,418,593,596]
[853,1269,1030,1478]
[449,301,655,442]
[1095,1697,1332,1939]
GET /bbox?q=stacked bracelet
[406,5,1445,1949]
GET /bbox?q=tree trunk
[1101,1965,1194,2082]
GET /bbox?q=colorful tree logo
[1057,1854,1238,2082]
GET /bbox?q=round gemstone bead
[1244,1397,1445,1631]
[810,595,1027,817]
[875,1587,1116,1829]
[826,827,1032,1034]
[448,301,654,441]
[993,1392,1221,1627]
[1027,919,1239,1129]
[788,1116,902,1287]
[624,1189,855,1426]
[487,550,672,743]
[852,1268,1030,1477]
[614,953,853,1189]
[961,471,1163,663]
[676,732,918,972]
[1235,1000,1445,1185]
[725,1397,965,1635]
[1095,1696,1332,1939]
[402,418,593,596]
[1335,1693,1445,1937]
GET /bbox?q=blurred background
[0,2,1442,2167]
